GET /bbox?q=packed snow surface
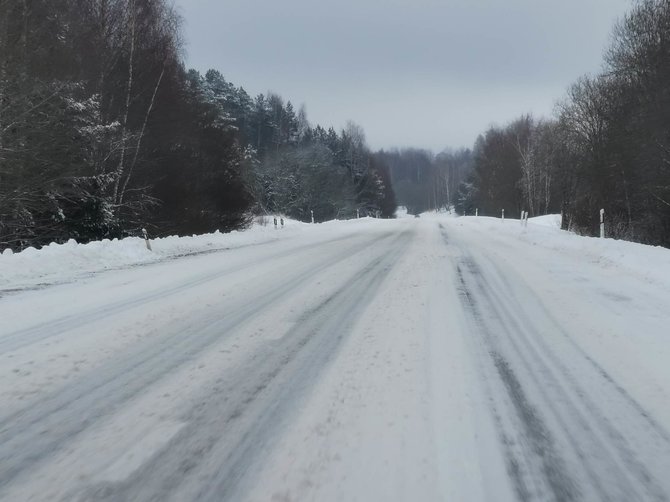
[1,214,670,501]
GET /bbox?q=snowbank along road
[1,215,670,501]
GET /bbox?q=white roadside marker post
[502,209,505,221]
[600,208,605,238]
[476,208,478,217]
[311,210,314,224]
[357,208,360,219]
[142,228,152,251]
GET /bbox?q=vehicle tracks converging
[92,231,412,502]
[442,225,670,502]
[0,229,412,500]
[0,232,368,355]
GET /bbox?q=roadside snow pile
[528,213,562,228]
[454,214,670,292]
[396,206,410,218]
[0,217,330,290]
[524,218,670,288]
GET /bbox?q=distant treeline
[387,0,670,247]
[379,148,473,216]
[0,0,395,250]
[455,0,670,246]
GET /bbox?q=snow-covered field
[1,214,669,501]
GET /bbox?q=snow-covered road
[1,216,670,501]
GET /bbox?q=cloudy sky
[174,0,631,152]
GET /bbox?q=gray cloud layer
[175,0,631,151]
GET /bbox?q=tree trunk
[119,61,166,205]
[112,0,136,207]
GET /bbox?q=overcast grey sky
[174,0,631,152]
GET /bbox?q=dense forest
[387,0,670,247]
[450,0,670,247]
[4,0,670,250]
[0,0,395,250]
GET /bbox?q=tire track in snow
[85,231,412,502]
[0,230,404,495]
[0,229,360,300]
[454,258,579,501]
[491,260,670,446]
[0,233,362,354]
[445,224,670,501]
[470,254,670,501]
